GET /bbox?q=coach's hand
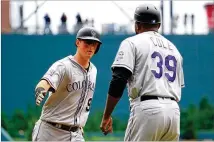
[35,87,47,106]
[100,116,113,135]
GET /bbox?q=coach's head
[134,4,161,34]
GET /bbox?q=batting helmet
[76,26,102,54]
[134,4,161,24]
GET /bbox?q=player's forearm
[103,67,132,119]
[35,79,51,92]
[103,94,120,119]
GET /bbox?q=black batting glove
[35,87,47,106]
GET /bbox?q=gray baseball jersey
[112,31,184,101]
[32,55,97,141]
[112,31,184,141]
[41,55,97,127]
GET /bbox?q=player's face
[76,39,99,59]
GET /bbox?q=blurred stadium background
[1,0,214,141]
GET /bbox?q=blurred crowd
[43,12,95,35]
[171,13,196,34]
[1,1,214,35]
[42,12,197,35]
[7,2,213,35]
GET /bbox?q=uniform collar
[68,55,92,73]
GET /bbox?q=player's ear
[135,22,139,34]
[76,39,80,47]
[158,23,161,29]
[135,22,138,29]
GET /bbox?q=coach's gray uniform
[32,55,97,141]
[112,31,184,141]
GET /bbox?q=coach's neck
[135,23,160,34]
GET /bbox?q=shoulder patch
[116,51,124,61]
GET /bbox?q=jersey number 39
[151,51,177,82]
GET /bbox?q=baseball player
[32,26,102,141]
[100,4,185,141]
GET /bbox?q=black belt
[46,121,79,132]
[140,95,176,102]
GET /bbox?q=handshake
[35,87,47,106]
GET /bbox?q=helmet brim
[77,37,102,44]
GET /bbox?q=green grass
[13,136,123,141]
[85,136,123,141]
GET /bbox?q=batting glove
[35,87,47,106]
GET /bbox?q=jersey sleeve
[111,40,135,73]
[42,61,66,91]
[180,58,185,88]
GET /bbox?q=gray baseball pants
[124,97,180,141]
[32,120,84,141]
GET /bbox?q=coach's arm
[100,67,132,135]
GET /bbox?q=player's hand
[100,116,113,135]
[35,87,47,106]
